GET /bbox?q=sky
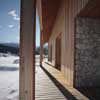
[0,0,40,47]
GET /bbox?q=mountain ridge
[0,43,19,48]
[0,43,19,55]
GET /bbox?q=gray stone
[75,17,100,87]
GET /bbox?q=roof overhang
[78,0,100,18]
[37,0,61,44]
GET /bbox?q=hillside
[0,43,48,55]
[2,43,19,48]
[0,43,19,55]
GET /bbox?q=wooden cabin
[20,0,100,99]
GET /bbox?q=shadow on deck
[77,87,100,100]
[42,62,89,100]
[40,65,77,100]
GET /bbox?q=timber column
[19,0,36,100]
[40,31,43,65]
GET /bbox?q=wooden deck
[35,57,89,100]
[35,65,67,100]
[41,62,89,100]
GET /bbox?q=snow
[0,53,19,100]
[0,53,41,100]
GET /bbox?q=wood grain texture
[42,62,89,100]
[20,0,36,100]
[35,65,66,100]
[47,0,90,87]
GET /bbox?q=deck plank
[42,62,89,100]
[35,66,67,100]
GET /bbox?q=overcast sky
[0,0,40,47]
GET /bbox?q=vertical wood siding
[48,0,90,87]
[66,0,89,86]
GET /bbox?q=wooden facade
[37,0,91,87]
[37,0,100,87]
[19,0,100,99]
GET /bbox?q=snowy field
[0,53,43,100]
[0,53,19,100]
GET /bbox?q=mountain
[0,42,48,55]
[35,45,48,55]
[1,43,19,48]
[0,43,19,55]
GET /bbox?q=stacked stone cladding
[75,17,100,87]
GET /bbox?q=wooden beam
[40,31,43,65]
[19,0,36,100]
[41,0,61,43]
[78,0,100,18]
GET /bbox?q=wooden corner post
[40,31,43,65]
[20,0,36,100]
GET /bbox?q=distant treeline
[0,44,19,55]
[35,46,48,55]
[0,44,48,55]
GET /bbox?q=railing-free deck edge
[42,62,90,100]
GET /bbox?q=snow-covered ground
[0,53,19,100]
[0,53,45,100]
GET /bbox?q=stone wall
[75,17,100,87]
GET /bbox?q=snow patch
[0,53,19,100]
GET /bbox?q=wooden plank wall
[66,0,89,86]
[48,0,90,87]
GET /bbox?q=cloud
[8,25,14,28]
[8,10,17,17]
[7,41,12,43]
[8,10,20,21]
[14,17,20,21]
